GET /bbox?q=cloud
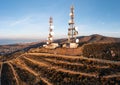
[10,16,32,26]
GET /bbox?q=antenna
[68,5,78,43]
[47,17,54,44]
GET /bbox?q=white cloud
[10,16,32,26]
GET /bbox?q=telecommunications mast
[47,17,54,44]
[68,5,78,43]
[43,17,59,49]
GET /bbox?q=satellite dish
[47,42,49,44]
[51,25,54,29]
[69,20,72,23]
[50,38,53,41]
[69,13,73,16]
[75,26,78,31]
[76,39,79,43]
[50,31,54,35]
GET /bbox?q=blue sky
[0,0,120,40]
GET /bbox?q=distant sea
[0,39,41,45]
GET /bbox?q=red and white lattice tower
[47,17,54,44]
[68,5,78,43]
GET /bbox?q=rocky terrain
[0,34,120,85]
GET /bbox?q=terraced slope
[1,53,120,85]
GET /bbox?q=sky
[0,0,120,40]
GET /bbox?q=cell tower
[47,17,54,44]
[68,5,78,43]
[43,17,58,49]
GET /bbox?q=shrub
[83,43,120,61]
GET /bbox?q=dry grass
[1,52,120,85]
[29,47,83,56]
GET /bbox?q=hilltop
[0,34,120,85]
[0,34,120,61]
[55,34,120,44]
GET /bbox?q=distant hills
[1,34,120,56]
[77,34,120,43]
[55,34,120,44]
[1,34,120,49]
[1,34,120,46]
[1,34,120,61]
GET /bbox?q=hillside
[28,34,120,58]
[55,34,120,44]
[78,34,120,43]
[0,42,40,56]
[1,53,120,85]
[0,34,120,85]
[1,34,120,56]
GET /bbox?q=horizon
[0,34,120,45]
[0,33,120,40]
[0,0,120,39]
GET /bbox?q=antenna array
[47,17,54,44]
[68,5,78,43]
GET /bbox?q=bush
[83,42,120,61]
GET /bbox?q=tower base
[63,43,78,48]
[43,43,59,49]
